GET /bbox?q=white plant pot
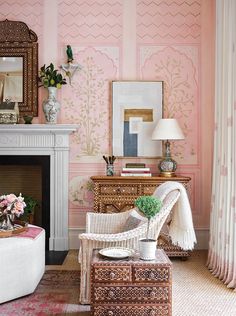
[139,239,157,260]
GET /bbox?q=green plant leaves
[39,63,67,88]
[135,196,162,219]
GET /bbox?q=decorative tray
[0,220,28,238]
[99,247,135,259]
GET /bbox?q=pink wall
[0,0,215,235]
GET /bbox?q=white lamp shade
[152,118,185,140]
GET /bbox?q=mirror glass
[0,57,23,103]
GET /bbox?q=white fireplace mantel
[0,124,77,250]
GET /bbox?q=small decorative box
[0,102,19,124]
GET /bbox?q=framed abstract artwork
[112,81,163,157]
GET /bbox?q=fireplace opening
[0,155,50,249]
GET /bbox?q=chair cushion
[122,209,147,232]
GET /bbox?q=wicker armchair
[78,183,181,304]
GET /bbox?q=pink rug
[0,270,90,315]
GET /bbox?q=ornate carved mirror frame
[0,19,38,116]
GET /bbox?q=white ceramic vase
[43,87,60,124]
[139,239,157,260]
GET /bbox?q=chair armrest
[86,211,132,234]
[80,223,147,242]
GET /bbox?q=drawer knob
[108,290,115,298]
[116,187,121,194]
[149,290,155,297]
[109,272,116,279]
[149,272,155,279]
[108,311,114,316]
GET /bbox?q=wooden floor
[46,249,80,270]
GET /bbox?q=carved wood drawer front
[100,184,139,196]
[142,185,158,195]
[93,285,170,303]
[91,250,172,316]
[133,267,170,283]
[93,266,132,283]
[93,305,170,316]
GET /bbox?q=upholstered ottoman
[0,225,45,304]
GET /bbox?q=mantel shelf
[0,124,78,133]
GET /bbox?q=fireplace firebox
[0,155,50,249]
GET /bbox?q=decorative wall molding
[0,124,77,251]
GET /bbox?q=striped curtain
[207,0,236,289]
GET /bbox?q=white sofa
[0,226,45,304]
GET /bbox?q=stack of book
[121,167,152,177]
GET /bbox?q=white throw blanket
[153,181,197,250]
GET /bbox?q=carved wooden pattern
[0,19,37,42]
[93,305,170,316]
[94,266,131,283]
[0,19,38,116]
[91,175,191,258]
[94,285,170,303]
[91,250,172,316]
[100,184,139,195]
[134,267,170,283]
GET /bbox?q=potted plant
[20,195,38,224]
[135,195,162,260]
[39,63,67,124]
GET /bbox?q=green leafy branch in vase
[39,63,67,89]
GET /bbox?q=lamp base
[158,156,177,177]
[159,171,176,177]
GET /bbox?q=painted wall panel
[0,0,215,236]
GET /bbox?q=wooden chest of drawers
[90,175,191,258]
[91,249,172,316]
[91,175,190,214]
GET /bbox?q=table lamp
[152,118,184,177]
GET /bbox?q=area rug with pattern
[1,253,236,316]
[0,270,90,316]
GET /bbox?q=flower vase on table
[0,194,26,232]
[39,63,67,124]
[0,214,14,230]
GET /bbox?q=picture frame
[112,81,163,158]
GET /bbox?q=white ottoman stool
[0,225,45,304]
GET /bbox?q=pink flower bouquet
[0,193,26,229]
